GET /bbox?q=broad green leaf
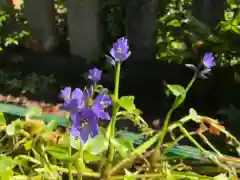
[118,96,136,113]
[0,103,67,127]
[84,134,108,155]
[6,124,15,136]
[167,84,186,97]
[0,112,6,125]
[0,103,27,117]
[47,145,69,160]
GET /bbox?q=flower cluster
[59,37,131,144]
[59,74,111,145]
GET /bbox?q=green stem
[78,144,84,180]
[155,72,197,151]
[107,63,121,167]
[178,124,205,152]
[68,130,73,180]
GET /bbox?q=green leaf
[111,138,131,157]
[0,112,6,125]
[167,19,181,27]
[189,108,199,122]
[167,84,186,97]
[84,134,108,155]
[84,152,101,163]
[0,103,27,116]
[25,107,42,119]
[118,96,136,113]
[6,124,15,136]
[24,140,33,151]
[124,169,137,180]
[46,120,57,131]
[214,173,228,180]
[70,135,82,150]
[0,103,67,127]
[47,145,69,160]
[0,155,15,179]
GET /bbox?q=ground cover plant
[0,37,240,180]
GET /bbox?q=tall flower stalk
[155,52,216,157]
[107,37,131,168]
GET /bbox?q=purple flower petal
[60,98,79,111]
[72,88,83,100]
[92,90,111,120]
[96,111,110,120]
[70,108,99,144]
[203,52,216,69]
[110,37,131,62]
[88,68,102,84]
[60,87,72,103]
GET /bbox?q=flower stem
[155,72,197,152]
[68,130,73,180]
[108,63,121,167]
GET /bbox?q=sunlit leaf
[0,155,15,179]
[213,173,228,180]
[189,108,199,122]
[0,112,6,126]
[24,119,45,135]
[25,107,42,120]
[46,120,57,131]
[111,138,129,157]
[70,135,82,150]
[47,145,69,160]
[167,19,181,27]
[24,140,32,151]
[124,169,137,180]
[118,96,136,113]
[6,124,15,136]
[84,152,101,163]
[84,134,108,155]
[167,84,186,97]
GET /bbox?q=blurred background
[0,0,240,138]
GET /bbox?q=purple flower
[88,68,102,84]
[60,87,85,112]
[110,37,131,62]
[92,90,112,120]
[59,87,112,144]
[203,52,216,69]
[70,108,99,144]
[200,52,216,78]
